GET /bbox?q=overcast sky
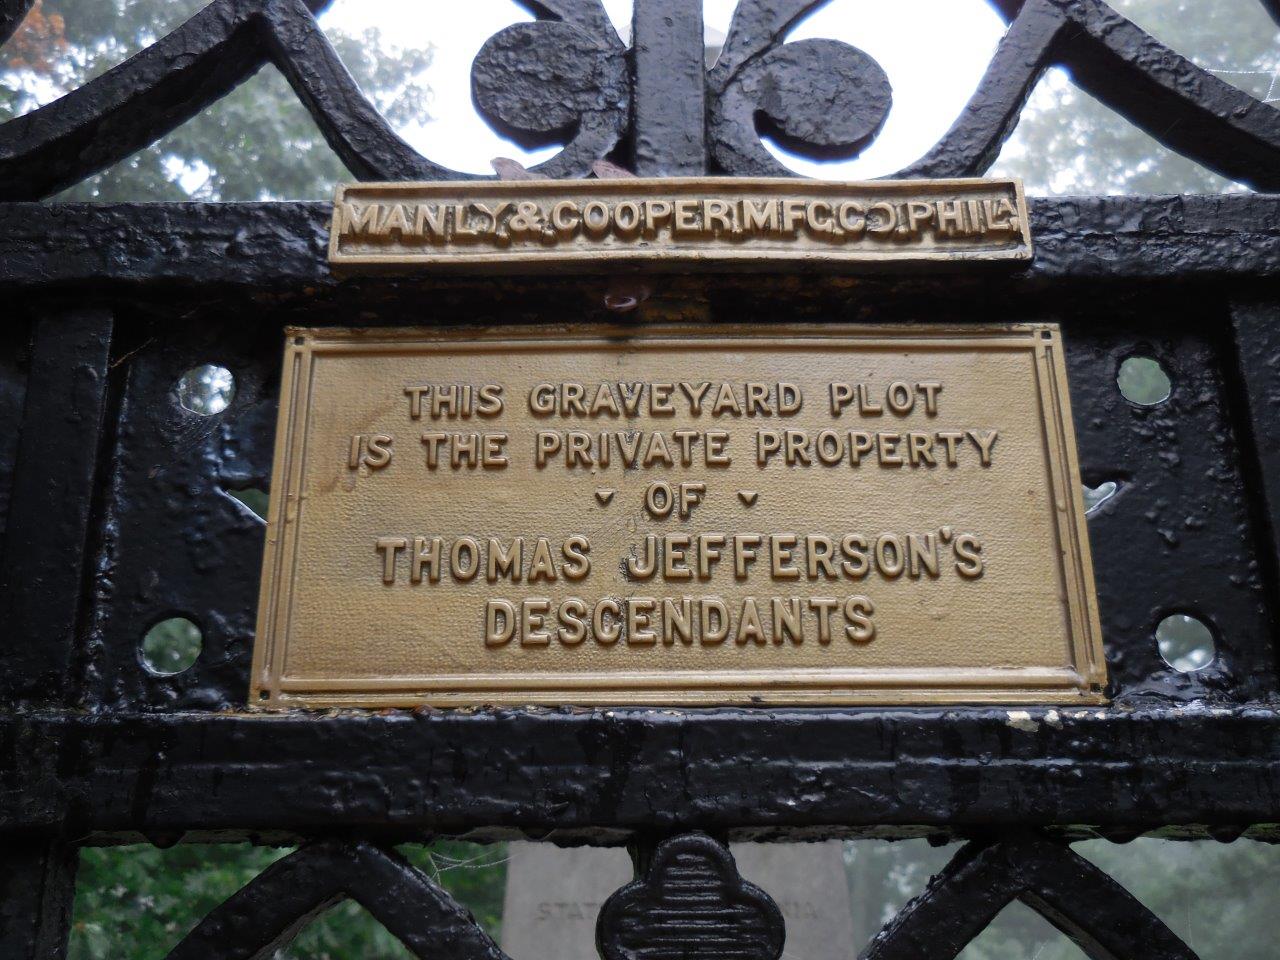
[320,0,1008,179]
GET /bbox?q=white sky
[320,0,1007,178]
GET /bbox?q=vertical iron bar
[1227,301,1280,657]
[0,307,113,707]
[631,0,708,175]
[0,839,80,960]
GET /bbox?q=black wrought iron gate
[3,0,1280,957]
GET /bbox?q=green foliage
[227,486,271,519]
[7,0,1277,197]
[844,838,959,948]
[69,842,507,959]
[844,838,1280,960]
[957,900,1090,959]
[1116,355,1172,406]
[69,837,1280,959]
[993,0,1280,193]
[1073,837,1280,960]
[140,617,202,675]
[70,845,289,960]
[0,0,433,199]
[19,2,1280,957]
[401,842,508,937]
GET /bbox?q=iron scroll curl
[1,0,1280,196]
[157,834,1199,960]
[0,0,629,197]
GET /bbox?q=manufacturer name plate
[328,178,1032,270]
[252,325,1104,708]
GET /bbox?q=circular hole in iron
[1155,613,1216,673]
[141,617,203,675]
[176,364,235,415]
[1117,356,1171,406]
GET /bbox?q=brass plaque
[251,325,1105,708]
[328,178,1032,270]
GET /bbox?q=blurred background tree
[7,0,1280,956]
[70,842,508,960]
[0,0,432,199]
[992,0,1280,193]
[843,836,1280,960]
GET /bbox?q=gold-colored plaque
[251,325,1105,708]
[328,178,1032,270]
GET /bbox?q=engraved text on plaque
[328,178,1032,270]
[251,326,1105,707]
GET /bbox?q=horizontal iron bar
[4,706,1280,838]
[0,196,1278,291]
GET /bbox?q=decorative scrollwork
[861,836,1199,960]
[170,834,1203,960]
[0,0,1279,197]
[0,0,627,199]
[165,841,510,960]
[705,0,893,175]
[471,18,629,176]
[709,35,892,175]
[707,0,1280,186]
[896,0,1280,187]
